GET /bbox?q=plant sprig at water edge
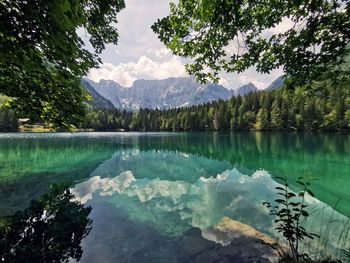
[263,176,320,261]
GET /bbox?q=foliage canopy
[152,0,350,85]
[0,0,125,127]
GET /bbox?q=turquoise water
[0,132,349,262]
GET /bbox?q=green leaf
[296,180,305,186]
[301,210,309,217]
[275,199,286,204]
[274,176,285,181]
[306,189,315,197]
[287,192,296,199]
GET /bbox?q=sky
[84,0,284,90]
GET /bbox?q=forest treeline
[81,83,350,132]
[1,81,349,132]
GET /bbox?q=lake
[0,132,349,262]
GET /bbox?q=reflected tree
[0,184,92,263]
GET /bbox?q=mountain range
[82,79,115,109]
[82,76,283,110]
[265,75,285,91]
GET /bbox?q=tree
[213,110,220,130]
[270,99,283,130]
[345,109,350,128]
[0,95,18,132]
[0,0,125,128]
[256,108,269,130]
[152,0,350,85]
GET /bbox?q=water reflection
[0,132,349,262]
[74,194,279,263]
[72,169,274,234]
[0,137,119,216]
[0,132,349,216]
[72,166,349,262]
[138,132,350,216]
[0,184,92,263]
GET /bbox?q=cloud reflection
[72,167,349,258]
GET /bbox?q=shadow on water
[0,184,92,263]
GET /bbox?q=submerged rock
[203,216,278,246]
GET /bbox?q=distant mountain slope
[234,83,258,96]
[84,79,124,108]
[265,76,285,91]
[81,79,114,109]
[83,77,236,110]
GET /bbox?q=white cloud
[90,0,171,64]
[218,76,229,87]
[83,0,285,90]
[88,63,136,87]
[146,48,172,58]
[220,66,283,90]
[251,80,268,90]
[266,17,294,35]
[88,55,187,87]
[128,56,186,79]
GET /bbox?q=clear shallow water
[0,132,349,262]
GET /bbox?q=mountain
[265,75,285,91]
[81,79,114,109]
[234,83,258,96]
[83,77,236,110]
